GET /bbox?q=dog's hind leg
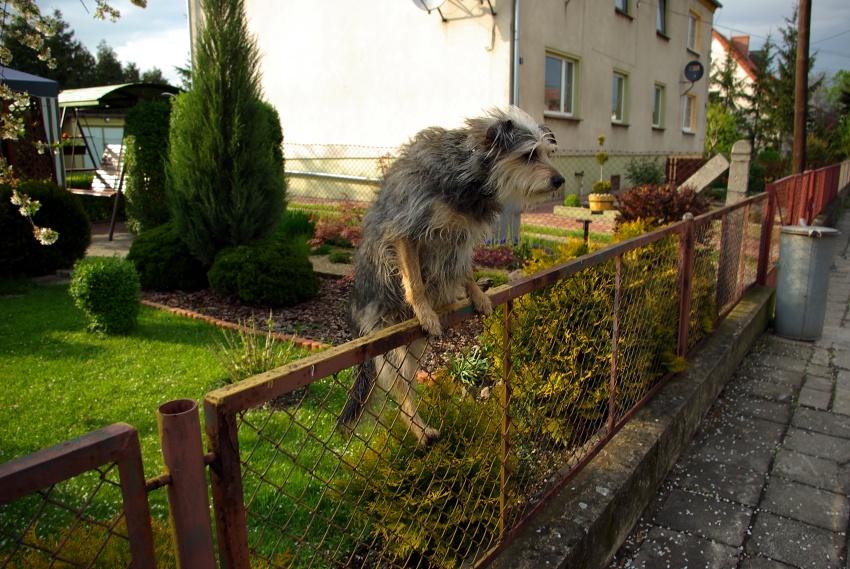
[377,339,440,446]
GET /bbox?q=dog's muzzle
[552,174,565,189]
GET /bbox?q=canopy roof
[59,83,181,109]
[0,67,59,98]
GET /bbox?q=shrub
[274,209,315,243]
[336,374,507,568]
[616,183,709,228]
[309,201,364,249]
[624,157,666,187]
[126,221,208,291]
[473,268,508,288]
[167,0,286,265]
[69,255,141,334]
[563,193,582,207]
[74,192,124,224]
[327,249,352,264]
[591,180,612,194]
[208,240,320,307]
[473,244,522,270]
[123,98,172,234]
[0,180,91,277]
[65,171,94,190]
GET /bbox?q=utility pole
[792,0,812,174]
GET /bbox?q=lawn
[0,280,230,477]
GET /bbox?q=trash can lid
[780,225,840,238]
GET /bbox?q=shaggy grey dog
[340,106,565,446]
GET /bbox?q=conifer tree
[166,0,286,266]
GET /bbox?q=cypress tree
[167,0,286,266]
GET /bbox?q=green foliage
[208,240,320,307]
[208,313,304,384]
[274,209,316,243]
[69,256,141,334]
[563,193,581,207]
[447,346,490,389]
[123,99,172,234]
[591,180,612,194]
[167,0,286,266]
[327,249,352,264]
[73,192,124,224]
[624,157,666,187]
[473,268,508,288]
[126,221,208,291]
[337,375,506,568]
[0,181,91,277]
[616,183,709,228]
[65,171,94,190]
[705,101,744,157]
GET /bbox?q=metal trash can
[774,225,840,341]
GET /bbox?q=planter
[587,193,615,212]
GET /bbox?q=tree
[92,40,126,85]
[166,0,286,266]
[141,67,167,84]
[742,35,779,153]
[710,48,747,113]
[3,10,96,89]
[705,101,742,156]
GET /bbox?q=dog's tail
[338,359,377,430]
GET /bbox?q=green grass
[521,223,615,244]
[0,281,230,475]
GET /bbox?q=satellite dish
[684,61,704,82]
[412,0,446,11]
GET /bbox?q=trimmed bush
[563,193,581,207]
[69,255,141,334]
[616,183,709,228]
[126,221,208,291]
[0,181,91,277]
[208,240,319,307]
[124,99,172,234]
[274,209,315,243]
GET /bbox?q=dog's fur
[339,106,565,446]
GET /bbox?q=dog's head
[468,107,565,205]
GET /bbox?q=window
[683,93,697,132]
[656,0,667,35]
[687,10,701,52]
[653,83,665,128]
[545,54,577,116]
[615,0,628,14]
[612,72,628,123]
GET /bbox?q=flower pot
[587,193,615,212]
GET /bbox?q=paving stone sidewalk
[610,213,850,569]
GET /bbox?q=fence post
[726,140,752,204]
[500,300,513,539]
[757,191,777,286]
[158,399,217,569]
[677,214,696,358]
[609,256,622,431]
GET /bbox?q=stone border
[141,300,329,352]
[488,285,775,569]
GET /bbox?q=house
[710,30,760,110]
[187,0,720,200]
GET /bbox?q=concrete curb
[488,285,775,569]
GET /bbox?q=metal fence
[283,143,704,206]
[3,164,842,567]
[768,161,850,227]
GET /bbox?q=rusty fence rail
[5,174,836,568]
[767,160,850,227]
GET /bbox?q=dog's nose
[552,174,565,189]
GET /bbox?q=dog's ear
[484,119,515,150]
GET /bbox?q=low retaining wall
[489,285,775,569]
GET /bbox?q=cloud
[114,28,190,84]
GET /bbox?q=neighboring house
[188,0,720,199]
[710,30,759,110]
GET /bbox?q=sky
[39,0,850,88]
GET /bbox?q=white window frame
[653,83,665,128]
[612,72,629,124]
[656,0,668,35]
[687,10,701,53]
[545,53,578,117]
[683,93,697,133]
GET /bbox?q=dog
[339,106,565,446]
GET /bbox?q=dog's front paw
[418,427,441,447]
[472,292,493,316]
[419,310,443,336]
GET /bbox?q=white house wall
[243,0,513,148]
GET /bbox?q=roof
[712,30,758,82]
[58,83,181,109]
[0,67,59,98]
